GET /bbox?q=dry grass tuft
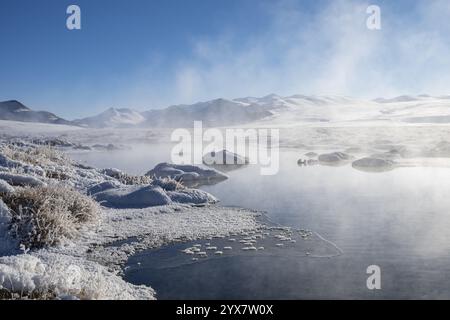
[1,185,100,249]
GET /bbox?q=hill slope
[0,100,73,125]
[74,108,146,128]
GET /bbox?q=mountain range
[2,94,450,128]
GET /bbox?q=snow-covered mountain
[74,108,146,128]
[0,100,72,125]
[141,98,272,127]
[233,94,450,127]
[4,94,450,129]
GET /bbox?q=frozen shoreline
[20,204,263,300]
[0,140,265,300]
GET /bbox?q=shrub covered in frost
[100,168,152,185]
[0,144,70,166]
[151,177,185,191]
[0,186,100,248]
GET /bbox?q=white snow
[0,253,155,300]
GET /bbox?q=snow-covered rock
[352,157,395,172]
[0,179,14,193]
[318,152,353,165]
[167,189,217,205]
[146,163,228,184]
[93,185,172,208]
[304,152,318,158]
[87,181,121,195]
[93,184,217,208]
[0,172,46,187]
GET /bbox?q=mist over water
[72,144,450,299]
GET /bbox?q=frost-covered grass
[0,253,155,300]
[152,177,185,191]
[1,185,100,248]
[0,144,70,166]
[100,168,153,185]
[113,173,152,186]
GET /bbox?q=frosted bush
[0,144,70,167]
[1,186,100,248]
[151,177,185,191]
[100,168,152,185]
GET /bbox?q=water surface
[72,145,450,299]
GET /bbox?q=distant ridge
[4,94,450,128]
[0,100,73,125]
[73,107,146,128]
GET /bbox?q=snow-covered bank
[0,142,262,300]
[0,204,260,300]
[0,253,156,300]
[65,205,261,272]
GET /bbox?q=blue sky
[1,0,450,119]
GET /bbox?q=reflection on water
[73,145,450,299]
